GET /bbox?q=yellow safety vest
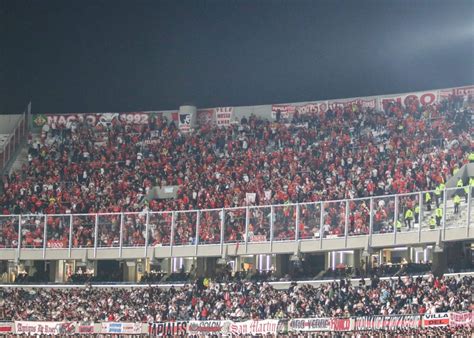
[454,195,461,204]
[457,179,463,187]
[468,152,474,161]
[415,206,420,214]
[435,208,443,217]
[425,192,431,202]
[429,218,436,228]
[405,209,413,219]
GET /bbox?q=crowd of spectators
[0,94,472,248]
[0,273,471,323]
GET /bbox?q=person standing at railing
[425,192,432,211]
[435,206,443,227]
[414,205,420,224]
[453,194,461,214]
[404,208,414,229]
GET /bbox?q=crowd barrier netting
[1,312,472,335]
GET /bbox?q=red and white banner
[328,98,377,111]
[187,320,231,335]
[272,104,296,119]
[423,313,449,327]
[379,90,438,111]
[15,321,64,335]
[148,321,188,336]
[100,322,143,334]
[35,112,152,128]
[295,101,328,115]
[229,320,279,335]
[196,109,215,126]
[439,85,474,99]
[0,322,13,334]
[288,318,351,332]
[47,239,66,248]
[353,315,420,331]
[449,312,473,327]
[215,107,233,126]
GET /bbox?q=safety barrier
[0,186,472,257]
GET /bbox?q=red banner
[449,312,473,327]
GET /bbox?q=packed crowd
[0,273,471,322]
[0,95,472,249]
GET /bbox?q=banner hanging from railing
[228,319,280,335]
[423,313,449,327]
[353,315,421,331]
[148,321,188,336]
[100,322,143,334]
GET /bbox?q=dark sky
[0,0,473,114]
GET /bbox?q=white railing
[0,186,472,253]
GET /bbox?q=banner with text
[215,107,233,126]
[229,320,279,335]
[423,313,449,327]
[100,322,143,334]
[353,315,420,331]
[187,320,232,335]
[148,321,188,336]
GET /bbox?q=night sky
[0,0,473,114]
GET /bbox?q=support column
[432,251,447,276]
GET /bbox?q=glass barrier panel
[148,212,172,247]
[97,214,120,247]
[348,198,370,236]
[174,211,197,246]
[46,215,71,249]
[322,201,346,238]
[248,206,271,243]
[0,215,19,248]
[466,187,474,227]
[372,196,395,234]
[122,212,146,247]
[273,204,296,241]
[299,202,321,240]
[224,207,246,243]
[21,215,45,248]
[397,193,419,232]
[445,187,466,228]
[199,209,222,245]
[71,214,95,248]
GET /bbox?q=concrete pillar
[275,254,290,277]
[122,261,137,282]
[353,250,361,271]
[432,250,447,276]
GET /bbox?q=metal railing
[0,186,472,255]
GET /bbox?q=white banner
[187,320,231,335]
[15,321,63,335]
[215,107,233,126]
[229,320,279,335]
[178,113,192,132]
[100,322,143,334]
[439,85,474,99]
[288,318,331,332]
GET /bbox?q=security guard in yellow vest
[453,167,459,176]
[414,205,420,224]
[438,182,445,204]
[429,217,436,229]
[457,178,463,188]
[435,207,443,227]
[396,219,402,232]
[469,152,474,163]
[404,209,414,229]
[425,192,432,211]
[453,194,461,214]
[465,185,469,203]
